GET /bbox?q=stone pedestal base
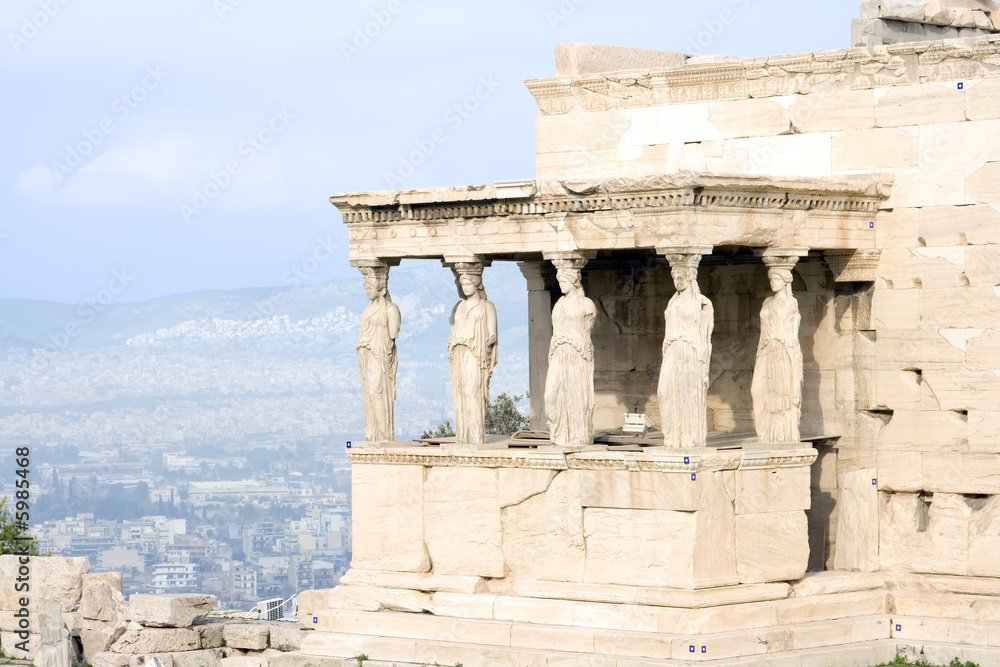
[347,445,817,588]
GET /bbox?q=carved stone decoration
[356,263,401,442]
[824,249,882,282]
[544,254,597,447]
[752,249,809,444]
[445,259,498,445]
[38,599,72,667]
[657,247,715,448]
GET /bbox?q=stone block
[126,595,215,628]
[427,592,496,620]
[536,109,630,155]
[790,571,884,597]
[423,466,503,577]
[328,584,431,613]
[195,621,225,649]
[735,467,810,514]
[0,555,89,612]
[878,410,968,451]
[265,625,302,652]
[968,161,1000,203]
[693,470,738,589]
[351,464,429,573]
[735,511,809,584]
[111,628,201,654]
[80,617,128,660]
[920,120,1000,166]
[338,569,486,594]
[81,582,126,622]
[293,589,332,620]
[83,572,124,594]
[790,90,876,133]
[880,492,970,575]
[746,133,832,176]
[127,655,174,667]
[583,508,697,588]
[510,624,594,653]
[920,368,1000,411]
[832,127,918,170]
[833,469,879,572]
[555,42,687,76]
[883,0,927,21]
[91,653,132,667]
[579,469,701,511]
[593,629,673,659]
[968,78,1000,121]
[171,650,224,667]
[777,590,888,625]
[501,469,586,583]
[884,164,969,208]
[919,204,1000,246]
[1,630,38,660]
[492,595,575,626]
[923,452,1000,494]
[877,85,966,127]
[875,208,920,248]
[877,247,968,290]
[966,247,1000,289]
[222,624,269,651]
[499,468,555,508]
[630,103,721,146]
[878,450,923,492]
[708,98,790,138]
[969,410,1000,452]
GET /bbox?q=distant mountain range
[0,264,530,444]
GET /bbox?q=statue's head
[768,266,793,293]
[671,266,698,292]
[556,267,582,294]
[459,273,483,298]
[360,267,389,300]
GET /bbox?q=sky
[0,0,858,304]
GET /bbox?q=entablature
[331,172,892,263]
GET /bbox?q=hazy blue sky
[1,0,856,303]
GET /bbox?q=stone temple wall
[528,35,1000,576]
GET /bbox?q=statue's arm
[487,301,499,370]
[388,303,401,341]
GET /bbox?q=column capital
[517,261,554,292]
[543,250,595,273]
[656,245,713,269]
[755,247,809,271]
[442,255,490,276]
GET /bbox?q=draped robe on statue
[357,299,399,442]
[751,291,802,442]
[448,297,498,444]
[658,293,714,447]
[545,293,597,447]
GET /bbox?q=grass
[876,657,981,667]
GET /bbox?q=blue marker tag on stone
[347,441,352,448]
[689,646,695,653]
[872,478,877,485]
[691,473,697,481]
[958,82,964,89]
[313,616,318,624]
[684,456,690,464]
[869,221,875,229]
[702,646,707,653]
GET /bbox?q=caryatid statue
[657,248,714,448]
[356,264,401,442]
[751,249,807,443]
[544,256,597,447]
[446,261,498,445]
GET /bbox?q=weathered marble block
[344,446,816,596]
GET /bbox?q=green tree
[421,421,455,439]
[0,496,43,556]
[486,393,530,435]
[421,393,530,439]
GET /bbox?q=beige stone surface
[833,469,879,572]
[536,109,630,155]
[923,452,1000,494]
[110,628,200,654]
[423,467,503,577]
[746,133,832,175]
[790,571,884,597]
[883,164,969,208]
[0,556,89,613]
[195,622,225,649]
[708,98,790,138]
[920,204,1000,245]
[790,90,876,133]
[967,161,1000,203]
[735,511,809,584]
[1,631,38,660]
[832,127,919,170]
[876,85,966,127]
[501,470,586,583]
[222,624,269,651]
[735,467,810,514]
[580,469,701,511]
[881,492,970,575]
[877,410,968,451]
[337,569,486,594]
[82,573,123,594]
[968,78,1000,121]
[876,247,968,290]
[125,595,215,628]
[970,409,1000,452]
[920,120,1000,167]
[328,585,431,613]
[263,625,301,652]
[555,42,686,76]
[878,450,924,492]
[81,582,126,623]
[499,468,555,508]
[427,592,496,620]
[583,508,696,588]
[90,653,131,667]
[294,589,332,620]
[351,464,429,573]
[170,649,224,667]
[969,496,1000,578]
